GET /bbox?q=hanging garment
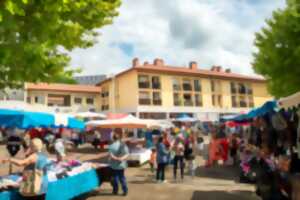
[271,113,288,131]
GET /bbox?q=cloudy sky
[69,0,285,76]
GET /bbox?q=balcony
[195,101,202,107]
[152,83,161,90]
[183,84,192,91]
[240,101,247,107]
[173,85,181,91]
[238,88,246,94]
[139,98,151,105]
[194,86,201,92]
[138,82,150,89]
[153,99,162,105]
[231,88,237,94]
[184,101,193,106]
[174,100,182,106]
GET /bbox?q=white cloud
[68,0,285,76]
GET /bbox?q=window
[183,93,193,106]
[247,84,253,95]
[195,94,202,107]
[238,83,246,94]
[231,96,237,107]
[101,105,109,111]
[230,82,237,94]
[48,94,71,106]
[152,92,162,105]
[152,76,161,89]
[212,94,216,106]
[27,97,31,103]
[239,96,247,107]
[34,96,44,104]
[182,79,192,91]
[172,78,181,91]
[218,95,223,107]
[101,92,109,97]
[139,112,167,119]
[248,96,254,107]
[173,93,181,106]
[138,75,150,89]
[231,82,253,108]
[211,81,215,92]
[74,97,82,104]
[86,98,94,105]
[194,80,201,92]
[139,91,151,105]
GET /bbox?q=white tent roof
[86,115,147,129]
[141,119,174,129]
[74,112,106,119]
[0,100,54,112]
[278,91,300,109]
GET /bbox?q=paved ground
[0,144,260,200]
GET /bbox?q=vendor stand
[0,109,102,200]
[86,115,165,165]
[0,169,100,200]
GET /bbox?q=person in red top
[29,128,40,139]
[219,137,229,163]
[162,131,170,149]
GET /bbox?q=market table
[0,169,100,200]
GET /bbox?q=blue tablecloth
[0,169,100,200]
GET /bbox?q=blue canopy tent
[0,109,85,129]
[227,101,277,122]
[0,109,54,129]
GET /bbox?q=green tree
[0,0,121,88]
[253,0,300,98]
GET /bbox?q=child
[150,148,157,173]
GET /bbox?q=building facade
[97,58,272,120]
[25,83,101,113]
[0,88,25,101]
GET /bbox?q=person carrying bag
[2,138,49,200]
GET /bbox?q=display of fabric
[0,175,21,190]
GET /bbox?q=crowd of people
[0,107,300,200]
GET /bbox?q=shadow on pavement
[191,190,258,200]
[196,165,240,182]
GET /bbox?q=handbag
[19,163,43,196]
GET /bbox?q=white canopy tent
[86,115,147,129]
[0,100,54,112]
[141,119,174,129]
[74,112,106,119]
[278,91,300,109]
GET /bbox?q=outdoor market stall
[86,114,170,165]
[0,109,104,200]
[0,162,101,200]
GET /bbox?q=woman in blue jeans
[109,129,129,196]
[156,137,169,183]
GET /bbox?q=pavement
[0,144,260,200]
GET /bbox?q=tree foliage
[253,0,300,98]
[0,0,121,88]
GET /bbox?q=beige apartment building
[97,58,272,120]
[25,83,101,113]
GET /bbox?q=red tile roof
[26,83,101,93]
[97,64,265,86]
